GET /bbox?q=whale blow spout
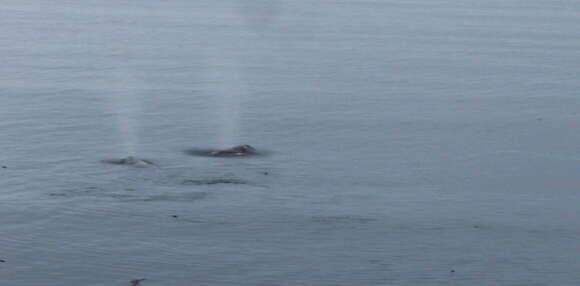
[105,156,154,168]
[210,144,257,157]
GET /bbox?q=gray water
[1,1,579,285]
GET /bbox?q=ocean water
[1,0,579,285]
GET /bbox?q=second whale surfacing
[186,144,263,158]
[210,144,257,157]
[104,156,154,168]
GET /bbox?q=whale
[210,144,257,157]
[185,144,265,158]
[105,156,154,168]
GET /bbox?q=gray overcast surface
[1,0,579,285]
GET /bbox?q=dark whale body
[104,156,154,168]
[186,145,265,158]
[210,145,257,157]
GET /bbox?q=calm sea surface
[1,1,579,285]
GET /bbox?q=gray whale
[210,145,257,157]
[105,156,154,168]
[186,145,265,158]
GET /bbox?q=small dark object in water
[171,215,179,218]
[130,279,146,286]
[1,166,6,169]
[473,225,480,229]
[210,144,257,157]
[263,171,269,175]
[450,269,455,273]
[0,259,5,263]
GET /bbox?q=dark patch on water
[48,185,211,203]
[141,192,209,202]
[48,186,104,198]
[310,215,377,224]
[130,279,146,286]
[49,192,67,197]
[181,178,249,185]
